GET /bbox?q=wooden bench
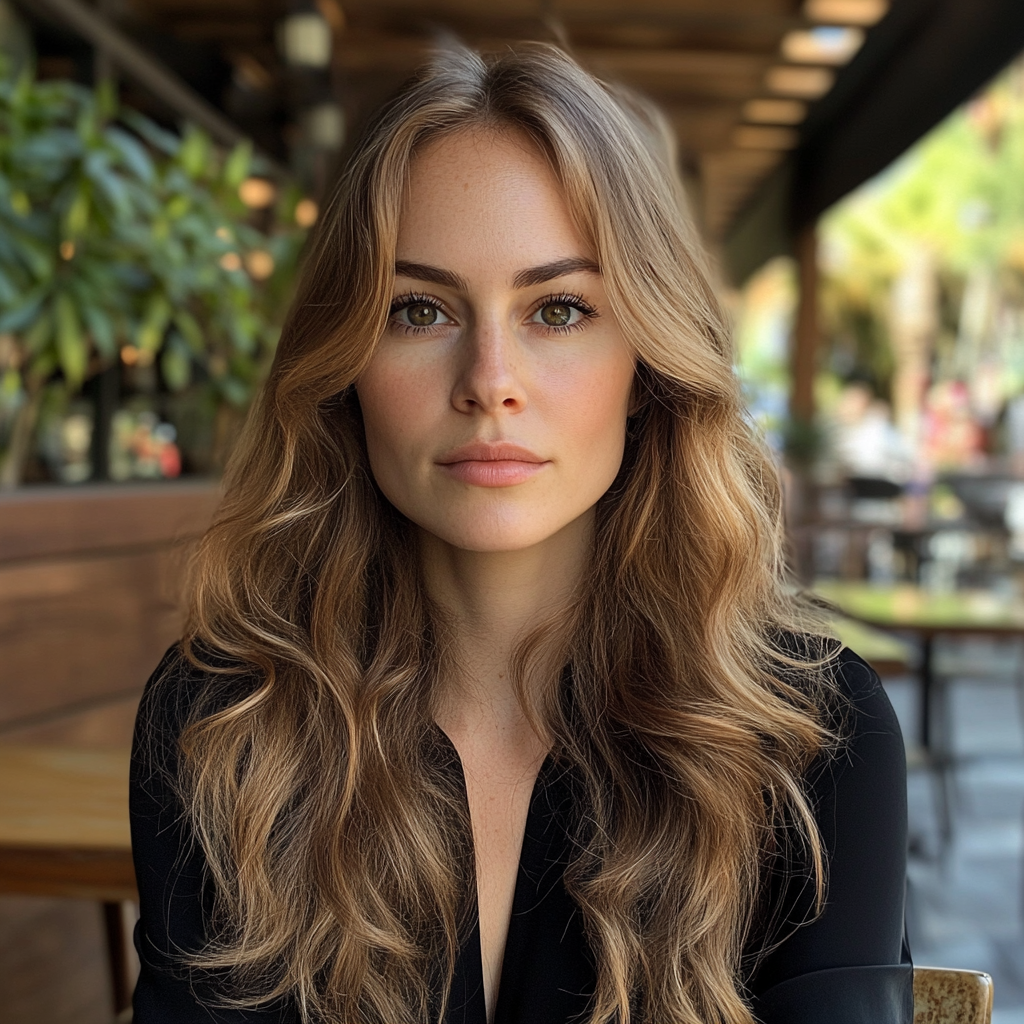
[0,745,135,1013]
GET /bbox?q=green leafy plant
[0,63,308,487]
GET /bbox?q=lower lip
[439,460,547,486]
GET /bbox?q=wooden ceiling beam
[578,48,773,78]
[337,0,803,31]
[661,102,743,152]
[130,0,284,14]
[117,0,815,241]
[170,21,271,41]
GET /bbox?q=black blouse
[130,645,912,1023]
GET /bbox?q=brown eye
[540,303,572,326]
[391,300,451,329]
[407,303,438,326]
[532,298,593,329]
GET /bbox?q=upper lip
[436,442,547,464]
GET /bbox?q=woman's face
[356,128,635,553]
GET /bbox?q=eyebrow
[393,256,601,292]
[394,261,468,292]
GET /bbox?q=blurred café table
[814,580,1024,751]
[830,613,913,679]
[815,581,1024,850]
[0,745,135,1015]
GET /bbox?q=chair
[914,967,993,1024]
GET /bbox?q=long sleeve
[130,643,913,1023]
[129,646,296,1023]
[745,647,913,1023]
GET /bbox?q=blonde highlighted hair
[175,42,836,1024]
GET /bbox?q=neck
[420,511,592,737]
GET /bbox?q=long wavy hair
[174,42,837,1024]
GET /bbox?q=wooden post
[94,0,116,87]
[90,0,119,484]
[32,0,288,176]
[787,224,820,582]
[791,223,819,424]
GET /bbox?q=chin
[424,522,565,553]
[411,505,584,554]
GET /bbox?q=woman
[131,43,910,1024]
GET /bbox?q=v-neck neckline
[431,724,559,1024]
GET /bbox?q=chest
[459,749,545,1022]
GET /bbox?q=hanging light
[765,65,835,99]
[245,250,276,280]
[742,99,808,125]
[782,27,865,65]
[804,0,889,26]
[278,7,332,69]
[294,198,319,227]
[302,102,345,150]
[238,177,277,209]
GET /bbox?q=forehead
[397,128,592,268]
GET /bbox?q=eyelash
[387,292,599,335]
[537,293,599,334]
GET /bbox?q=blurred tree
[0,62,308,488]
[819,57,1024,434]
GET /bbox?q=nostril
[503,397,517,407]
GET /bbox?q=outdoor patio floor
[886,638,1024,1023]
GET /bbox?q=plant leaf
[81,303,117,358]
[178,125,211,179]
[0,289,45,333]
[173,309,205,354]
[137,293,171,352]
[55,293,87,387]
[223,140,253,189]
[161,332,191,391]
[105,125,155,183]
[23,309,52,353]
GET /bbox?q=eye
[529,294,597,332]
[535,302,578,327]
[389,296,453,330]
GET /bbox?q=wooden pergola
[14,0,1024,417]
[18,0,893,240]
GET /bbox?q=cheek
[356,354,443,461]
[547,351,634,466]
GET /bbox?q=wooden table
[0,745,135,1013]
[815,582,1024,850]
[815,581,1024,749]
[831,614,913,678]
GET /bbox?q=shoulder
[135,643,260,746]
[820,645,905,782]
[744,643,911,1016]
[758,634,907,852]
[830,645,899,729]
[131,642,262,796]
[801,646,908,939]
[770,631,903,756]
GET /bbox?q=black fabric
[130,645,912,1023]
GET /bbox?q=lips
[437,442,545,465]
[436,441,548,487]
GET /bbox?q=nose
[451,317,527,415]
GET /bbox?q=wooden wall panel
[0,482,219,744]
[0,549,185,727]
[0,697,142,748]
[0,481,219,563]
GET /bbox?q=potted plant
[0,62,308,488]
